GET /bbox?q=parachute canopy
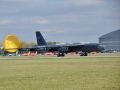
[3,35,20,53]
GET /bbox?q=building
[99,30,120,52]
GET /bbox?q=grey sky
[0,0,120,43]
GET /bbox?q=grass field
[0,56,120,90]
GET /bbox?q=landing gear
[79,52,88,56]
[57,53,65,57]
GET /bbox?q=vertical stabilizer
[36,31,47,46]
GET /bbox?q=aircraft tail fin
[36,31,47,46]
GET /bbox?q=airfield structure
[99,29,120,52]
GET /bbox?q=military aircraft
[35,31,103,57]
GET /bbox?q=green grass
[0,56,120,90]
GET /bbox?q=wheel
[61,53,65,57]
[57,54,60,57]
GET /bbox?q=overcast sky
[0,0,120,43]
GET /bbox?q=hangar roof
[99,29,120,39]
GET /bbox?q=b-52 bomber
[34,31,103,57]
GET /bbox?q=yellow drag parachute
[3,35,20,53]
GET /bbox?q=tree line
[0,41,59,48]
[0,41,36,48]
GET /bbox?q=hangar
[99,30,120,52]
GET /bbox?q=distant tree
[19,41,29,48]
[47,42,60,45]
[28,42,37,47]
[0,43,3,55]
[19,41,61,48]
[0,42,2,48]
[19,41,36,48]
[0,43,2,47]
